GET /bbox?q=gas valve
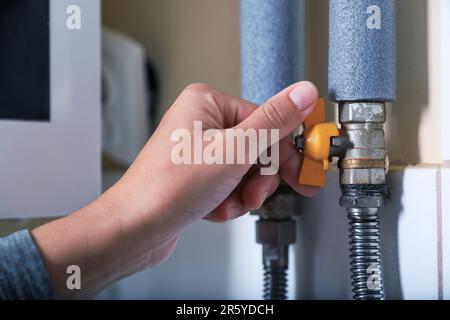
[295,99,349,187]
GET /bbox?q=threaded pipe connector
[263,265,288,300]
[348,208,385,300]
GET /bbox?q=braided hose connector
[348,208,384,300]
[261,245,289,300]
[263,265,288,300]
[338,102,388,300]
[255,195,297,301]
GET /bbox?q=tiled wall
[297,169,442,300]
[443,169,450,299]
[440,0,450,299]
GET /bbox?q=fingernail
[289,81,318,111]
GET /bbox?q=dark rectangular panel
[0,0,50,121]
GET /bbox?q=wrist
[31,186,166,298]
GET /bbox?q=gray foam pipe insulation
[240,0,305,300]
[241,0,304,105]
[329,0,397,300]
[329,0,396,102]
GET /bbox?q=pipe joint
[253,186,299,220]
[338,102,388,186]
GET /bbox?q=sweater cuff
[0,230,55,300]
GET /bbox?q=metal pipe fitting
[339,102,388,186]
[338,102,388,300]
[262,245,289,300]
[329,0,395,301]
[256,218,296,300]
[253,185,298,300]
[347,208,384,300]
[254,186,299,221]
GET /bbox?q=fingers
[185,82,321,225]
[237,81,318,140]
[182,81,318,135]
[205,191,247,223]
[242,173,280,210]
[278,138,320,197]
[204,180,247,223]
[205,172,280,223]
[181,83,259,128]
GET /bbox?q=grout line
[441,0,450,161]
[436,169,444,300]
[329,163,450,172]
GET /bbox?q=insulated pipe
[328,0,396,300]
[329,0,396,102]
[241,0,304,105]
[240,0,305,300]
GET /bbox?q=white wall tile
[296,172,350,299]
[442,168,450,299]
[441,0,450,161]
[393,169,439,299]
[100,221,235,299]
[296,168,439,300]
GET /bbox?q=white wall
[0,0,101,219]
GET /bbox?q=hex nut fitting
[256,219,296,246]
[340,195,385,209]
[339,103,386,124]
[338,102,388,186]
[253,186,299,220]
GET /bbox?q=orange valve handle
[298,99,339,187]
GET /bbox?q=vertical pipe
[329,0,396,102]
[328,0,396,300]
[240,0,305,300]
[241,0,305,105]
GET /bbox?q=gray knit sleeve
[0,230,54,300]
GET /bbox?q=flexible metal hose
[263,265,288,300]
[261,244,290,300]
[348,208,385,300]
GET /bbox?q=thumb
[238,81,318,140]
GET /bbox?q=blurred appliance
[102,28,155,166]
[0,0,101,218]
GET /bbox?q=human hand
[120,81,319,225]
[32,81,319,298]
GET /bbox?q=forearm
[31,186,174,299]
